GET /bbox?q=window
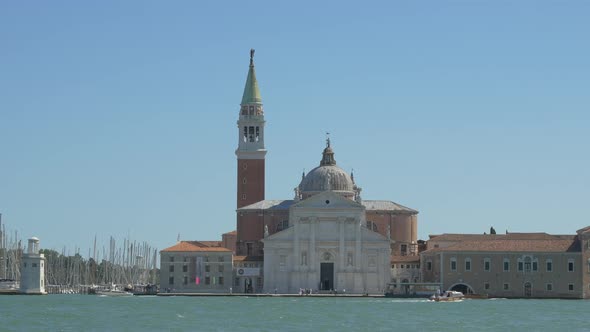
[235,278,240,287]
[427,261,432,271]
[205,256,210,262]
[169,265,174,273]
[484,258,490,272]
[484,282,490,290]
[277,220,289,232]
[450,258,457,271]
[568,284,574,291]
[219,256,224,262]
[219,277,224,285]
[503,259,510,272]
[205,277,211,285]
[546,283,553,291]
[242,178,247,184]
[242,194,246,200]
[41,262,43,268]
[168,276,174,285]
[503,283,509,290]
[170,256,175,262]
[32,263,37,268]
[219,265,224,273]
[518,259,523,272]
[257,277,263,289]
[183,276,188,285]
[524,257,532,272]
[568,259,574,272]
[183,265,188,273]
[546,259,553,272]
[24,262,27,268]
[400,244,407,256]
[246,243,253,256]
[465,258,471,271]
[205,265,210,272]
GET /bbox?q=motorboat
[95,284,133,297]
[430,290,464,302]
[0,279,20,294]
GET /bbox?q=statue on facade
[264,224,269,238]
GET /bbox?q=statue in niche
[264,225,269,238]
[387,224,391,240]
[347,252,353,266]
[301,251,307,266]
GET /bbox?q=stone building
[233,50,419,294]
[421,229,590,299]
[160,241,233,293]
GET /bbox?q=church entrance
[320,263,334,291]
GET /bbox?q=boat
[94,284,133,297]
[0,279,20,295]
[430,290,464,302]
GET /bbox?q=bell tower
[236,49,266,209]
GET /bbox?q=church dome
[299,165,354,193]
[298,139,356,198]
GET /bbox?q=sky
[1,1,589,258]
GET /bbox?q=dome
[299,165,354,193]
[297,138,356,199]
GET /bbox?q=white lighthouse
[20,237,47,295]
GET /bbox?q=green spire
[241,49,262,105]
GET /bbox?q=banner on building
[237,267,260,277]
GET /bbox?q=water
[1,295,589,331]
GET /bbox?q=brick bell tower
[235,49,266,257]
[236,49,266,209]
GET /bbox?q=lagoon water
[1,295,589,331]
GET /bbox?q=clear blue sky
[1,1,589,256]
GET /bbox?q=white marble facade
[263,191,391,294]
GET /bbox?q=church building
[235,50,419,294]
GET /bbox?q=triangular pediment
[291,191,364,210]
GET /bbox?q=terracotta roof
[233,255,264,262]
[428,233,568,241]
[423,239,579,254]
[223,230,237,236]
[161,241,232,253]
[391,255,420,263]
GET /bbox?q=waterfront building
[159,241,233,293]
[20,237,46,295]
[421,228,590,299]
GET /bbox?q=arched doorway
[449,283,474,294]
[402,279,410,295]
[524,282,532,297]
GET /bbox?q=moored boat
[0,279,20,295]
[430,290,464,302]
[94,284,133,297]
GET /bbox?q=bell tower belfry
[236,49,266,209]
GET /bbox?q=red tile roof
[161,241,231,253]
[423,238,578,254]
[233,255,264,262]
[391,255,420,263]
